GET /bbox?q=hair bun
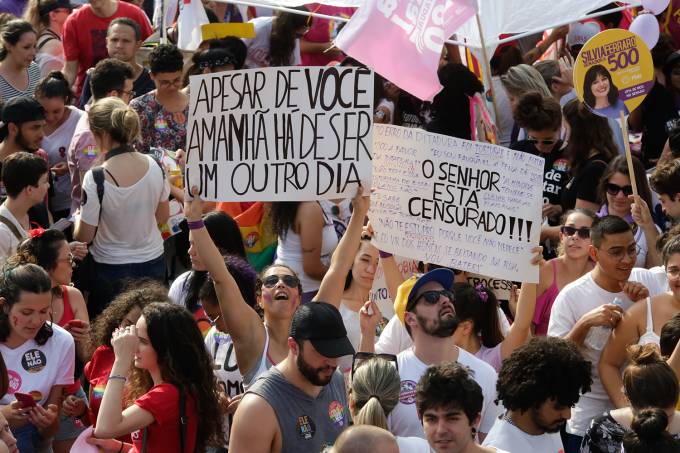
[627,343,663,366]
[631,408,669,441]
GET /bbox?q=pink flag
[335,0,477,100]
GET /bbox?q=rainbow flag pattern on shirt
[91,382,106,402]
[235,202,277,272]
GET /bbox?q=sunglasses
[606,183,633,197]
[406,289,455,312]
[261,274,300,289]
[528,138,557,145]
[560,226,590,239]
[351,352,398,379]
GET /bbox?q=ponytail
[88,97,140,145]
[453,282,504,348]
[623,408,680,453]
[350,358,400,430]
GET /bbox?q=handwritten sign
[573,29,653,118]
[466,274,513,300]
[370,125,543,283]
[185,66,374,201]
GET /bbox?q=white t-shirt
[0,203,28,267]
[243,16,301,68]
[339,303,361,374]
[0,323,75,406]
[395,436,432,452]
[375,315,413,356]
[482,417,563,453]
[80,154,170,264]
[648,265,670,293]
[42,106,85,211]
[204,326,243,448]
[388,347,502,438]
[547,268,664,436]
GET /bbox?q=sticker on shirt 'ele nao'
[296,415,316,440]
[21,349,46,373]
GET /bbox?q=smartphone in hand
[14,392,37,408]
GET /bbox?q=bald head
[332,425,399,453]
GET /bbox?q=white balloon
[642,0,671,15]
[630,13,660,49]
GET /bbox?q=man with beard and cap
[229,302,354,453]
[482,337,592,452]
[358,268,502,441]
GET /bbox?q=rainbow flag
[234,202,277,272]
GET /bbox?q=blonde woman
[349,356,431,452]
[74,97,169,317]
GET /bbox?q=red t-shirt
[131,384,198,453]
[62,2,152,96]
[84,345,115,426]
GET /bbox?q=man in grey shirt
[230,302,354,453]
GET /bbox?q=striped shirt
[0,62,41,102]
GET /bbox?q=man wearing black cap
[0,96,46,161]
[359,268,501,442]
[230,302,354,453]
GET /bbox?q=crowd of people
[0,1,678,453]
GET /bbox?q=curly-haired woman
[70,282,168,433]
[89,302,224,453]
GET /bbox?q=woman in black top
[561,99,618,212]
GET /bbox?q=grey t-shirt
[247,367,350,453]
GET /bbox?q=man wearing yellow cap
[358,268,502,442]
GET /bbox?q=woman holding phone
[11,229,90,453]
[0,263,75,453]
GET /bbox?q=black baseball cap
[290,302,355,358]
[1,97,45,125]
[39,0,73,15]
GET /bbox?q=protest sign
[466,274,513,300]
[370,125,543,283]
[369,256,420,319]
[185,66,374,201]
[573,28,654,119]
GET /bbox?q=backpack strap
[89,167,105,244]
[0,214,23,241]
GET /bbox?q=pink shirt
[300,4,355,66]
[67,112,100,214]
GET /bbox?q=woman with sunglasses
[533,209,597,336]
[11,230,90,452]
[185,187,304,389]
[0,263,74,453]
[12,229,89,361]
[129,44,188,155]
[510,92,569,255]
[596,155,661,269]
[348,356,431,452]
[599,236,680,409]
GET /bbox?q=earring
[471,427,477,439]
